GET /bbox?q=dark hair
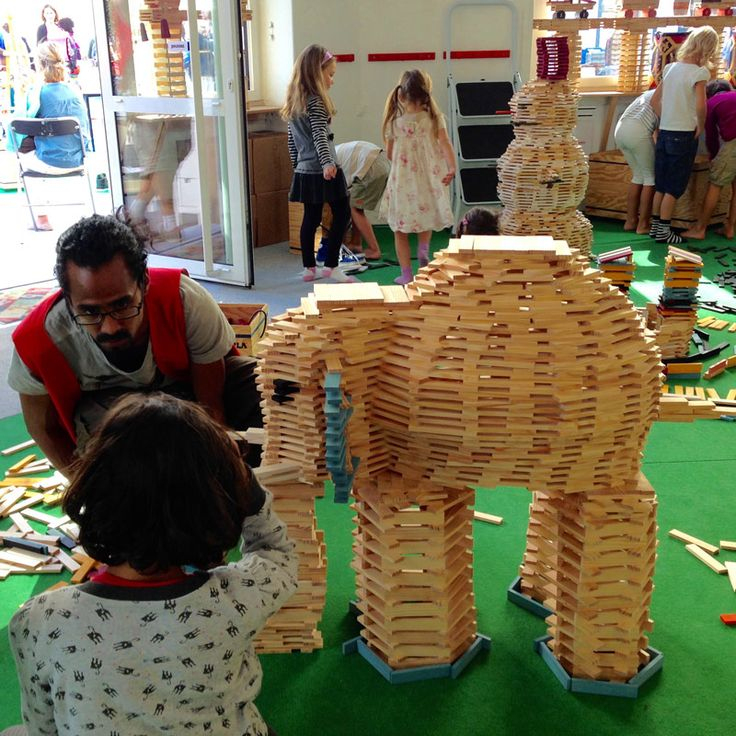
[63,393,255,573]
[54,214,148,294]
[58,17,74,34]
[456,207,499,236]
[706,79,732,99]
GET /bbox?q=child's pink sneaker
[302,267,317,282]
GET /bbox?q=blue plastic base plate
[343,634,491,684]
[534,635,663,698]
[507,576,553,619]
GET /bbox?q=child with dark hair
[8,392,297,735]
[683,78,736,239]
[456,207,499,236]
[58,17,82,77]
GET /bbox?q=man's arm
[190,357,227,424]
[19,393,76,474]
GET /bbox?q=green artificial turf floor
[1,218,735,734]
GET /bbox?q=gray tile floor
[0,182,311,420]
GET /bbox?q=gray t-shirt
[8,274,235,396]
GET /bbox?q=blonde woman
[650,25,720,244]
[15,41,90,229]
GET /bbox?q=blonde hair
[677,25,719,70]
[37,41,67,83]
[382,69,443,141]
[281,44,336,120]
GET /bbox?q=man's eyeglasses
[71,294,144,326]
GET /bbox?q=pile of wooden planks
[657,246,703,359]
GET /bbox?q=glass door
[93,0,253,285]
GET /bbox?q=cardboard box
[219,303,269,356]
[254,189,289,246]
[248,131,292,194]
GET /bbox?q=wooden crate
[584,149,730,229]
[219,303,269,355]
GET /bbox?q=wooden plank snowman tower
[498,36,593,257]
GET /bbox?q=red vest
[12,268,190,442]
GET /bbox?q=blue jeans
[655,129,699,199]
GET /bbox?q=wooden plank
[685,543,727,574]
[6,454,36,475]
[473,510,504,525]
[725,561,736,592]
[668,528,719,556]
[8,512,33,535]
[1,439,36,456]
[0,548,49,569]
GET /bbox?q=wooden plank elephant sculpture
[253,235,662,687]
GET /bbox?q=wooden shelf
[534,14,736,32]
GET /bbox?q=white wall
[254,0,294,109]
[256,0,535,146]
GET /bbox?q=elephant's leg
[254,481,326,653]
[519,491,558,606]
[352,473,477,670]
[544,472,658,681]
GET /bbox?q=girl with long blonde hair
[282,44,355,283]
[650,25,719,244]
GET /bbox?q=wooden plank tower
[139,0,188,97]
[257,237,662,687]
[656,245,703,359]
[497,36,592,257]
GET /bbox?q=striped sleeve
[306,95,334,168]
[287,124,297,168]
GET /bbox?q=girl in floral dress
[379,69,457,285]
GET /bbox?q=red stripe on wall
[443,50,511,60]
[368,52,436,62]
[334,54,355,62]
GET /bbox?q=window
[579,0,620,86]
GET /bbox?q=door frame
[91,0,254,286]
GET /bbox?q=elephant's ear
[324,371,359,503]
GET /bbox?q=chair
[8,117,96,230]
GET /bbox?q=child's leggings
[300,197,350,268]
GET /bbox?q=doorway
[93,0,254,285]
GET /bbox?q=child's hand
[442,168,456,186]
[323,164,337,180]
